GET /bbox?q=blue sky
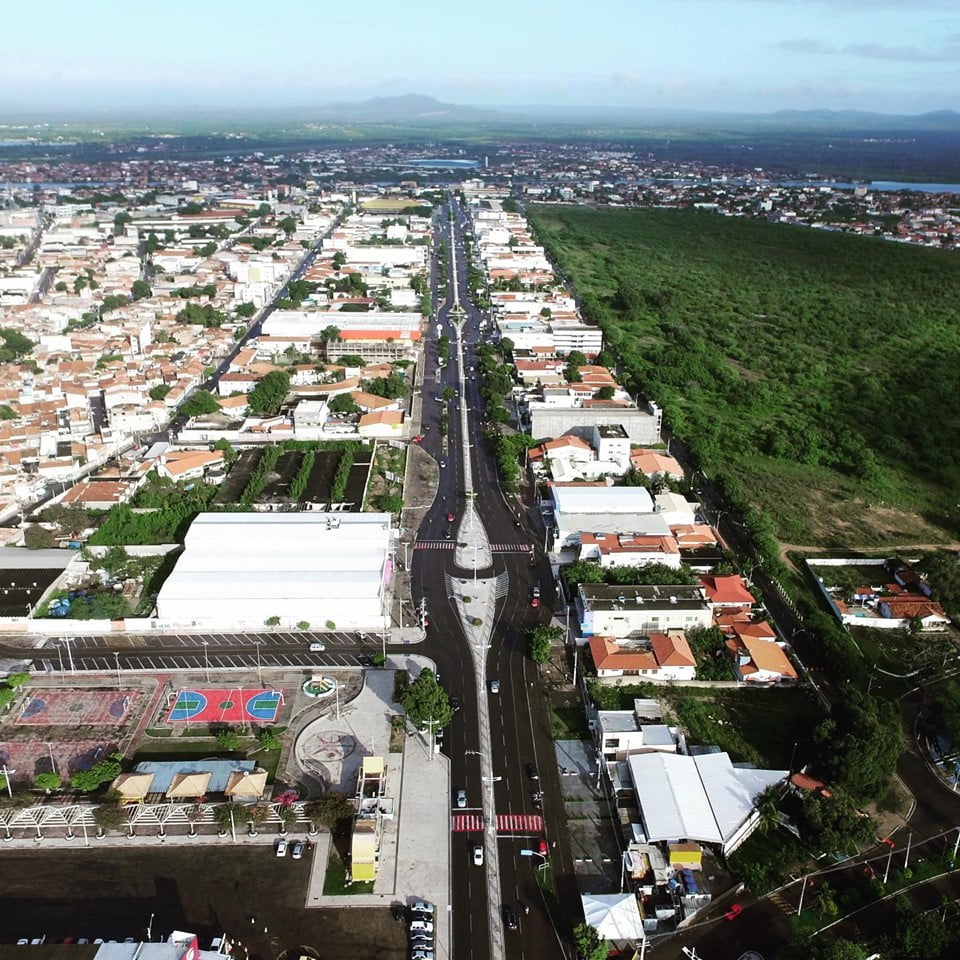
[2,0,958,115]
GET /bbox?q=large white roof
[551,485,654,515]
[627,751,786,846]
[157,512,392,610]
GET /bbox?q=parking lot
[32,632,386,676]
[0,846,407,959]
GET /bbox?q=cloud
[775,33,960,62]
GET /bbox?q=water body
[405,158,479,169]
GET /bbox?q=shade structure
[580,893,645,942]
[225,769,268,800]
[112,772,155,802]
[165,771,212,800]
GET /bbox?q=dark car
[526,763,539,781]
[504,907,519,931]
[450,696,461,712]
[358,654,373,666]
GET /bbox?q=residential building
[578,583,712,638]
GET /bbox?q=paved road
[408,200,571,960]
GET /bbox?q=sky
[1,0,958,116]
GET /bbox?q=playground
[166,688,283,725]
[14,688,140,727]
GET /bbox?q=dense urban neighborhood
[1,95,960,960]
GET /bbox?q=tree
[23,524,56,549]
[400,668,453,731]
[814,699,902,801]
[247,803,271,835]
[93,802,126,833]
[258,730,281,752]
[264,616,280,627]
[149,384,171,401]
[180,390,220,418]
[328,393,360,415]
[527,625,562,664]
[5,671,29,688]
[34,772,62,792]
[247,371,291,415]
[297,620,311,630]
[0,404,16,420]
[304,791,354,831]
[887,895,953,959]
[928,679,960,746]
[279,216,297,235]
[236,301,257,318]
[572,922,608,960]
[214,802,250,832]
[595,385,616,401]
[131,279,152,301]
[216,729,242,751]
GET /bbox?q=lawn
[549,697,591,740]
[530,205,960,550]
[322,846,375,895]
[664,687,824,769]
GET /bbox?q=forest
[531,205,960,548]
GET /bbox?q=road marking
[415,540,456,550]
[452,814,484,832]
[496,814,544,833]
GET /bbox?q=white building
[627,751,787,855]
[551,485,668,549]
[155,512,393,630]
[577,583,712,638]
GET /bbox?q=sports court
[15,689,139,727]
[0,739,114,783]
[167,688,283,724]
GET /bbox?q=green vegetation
[323,846,374,895]
[527,625,563,663]
[247,370,290,414]
[240,446,282,505]
[330,448,355,502]
[562,560,697,591]
[400,668,452,730]
[180,390,220,418]
[531,205,960,550]
[89,481,216,545]
[0,328,35,362]
[289,450,316,500]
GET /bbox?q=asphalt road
[405,200,575,960]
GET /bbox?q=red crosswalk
[452,814,483,832]
[496,814,544,834]
[451,813,545,833]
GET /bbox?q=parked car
[408,921,434,936]
[456,789,467,808]
[410,951,435,960]
[292,841,305,860]
[410,900,435,918]
[275,838,288,857]
[450,696,460,712]
[309,642,325,652]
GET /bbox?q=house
[654,491,699,527]
[589,631,694,683]
[878,596,950,629]
[700,575,755,611]
[156,449,226,484]
[726,634,798,683]
[630,449,684,481]
[58,479,139,510]
[578,583,712,639]
[358,409,405,437]
[578,532,682,570]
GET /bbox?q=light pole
[1,763,14,800]
[114,651,122,691]
[62,636,76,674]
[254,639,262,687]
[202,641,210,683]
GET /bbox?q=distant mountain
[311,94,499,123]
[762,108,960,131]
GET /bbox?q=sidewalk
[296,656,452,960]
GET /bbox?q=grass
[664,687,824,768]
[549,705,591,741]
[530,205,960,550]
[322,847,375,896]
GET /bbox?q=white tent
[580,893,646,942]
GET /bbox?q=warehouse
[155,512,393,630]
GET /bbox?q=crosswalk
[769,891,794,916]
[414,541,530,552]
[450,813,545,834]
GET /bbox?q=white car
[409,921,434,936]
[410,900,435,917]
[275,838,288,857]
[410,951,435,960]
[456,789,467,808]
[473,845,484,866]
[309,642,325,652]
[490,679,500,694]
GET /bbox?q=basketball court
[167,688,283,724]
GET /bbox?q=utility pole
[114,651,122,691]
[797,874,807,916]
[254,639,262,687]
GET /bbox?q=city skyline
[1,0,958,116]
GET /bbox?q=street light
[202,640,210,682]
[114,651,122,691]
[254,639,262,687]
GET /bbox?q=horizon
[2,0,958,116]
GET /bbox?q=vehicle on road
[412,435,424,444]
[456,789,467,808]
[443,530,451,540]
[490,678,500,694]
[292,841,305,859]
[358,654,373,666]
[473,845,484,866]
[537,838,548,856]
[275,838,288,857]
[530,591,539,608]
[439,459,446,468]
[446,512,455,523]
[309,642,326,652]
[725,904,743,921]
[504,907,518,931]
[450,696,460,711]
[526,763,539,780]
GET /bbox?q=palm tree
[754,786,781,834]
[247,803,271,837]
